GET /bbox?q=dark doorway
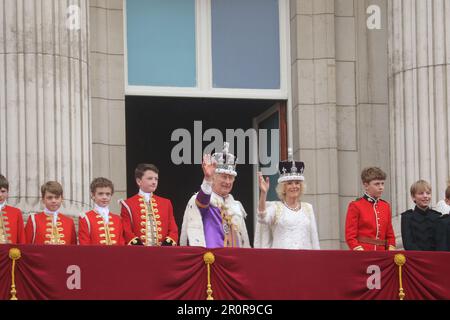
[125,96,281,246]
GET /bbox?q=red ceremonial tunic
[120,194,178,246]
[78,210,125,245]
[25,212,77,245]
[0,205,26,244]
[345,195,396,251]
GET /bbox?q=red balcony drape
[1,245,449,300]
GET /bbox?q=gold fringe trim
[203,252,215,300]
[394,253,406,300]
[9,248,21,300]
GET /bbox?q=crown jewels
[212,142,237,177]
[278,148,305,183]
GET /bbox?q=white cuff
[201,179,213,195]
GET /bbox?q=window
[125,0,289,98]
[211,0,280,89]
[126,0,197,87]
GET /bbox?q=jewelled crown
[212,142,237,177]
[278,148,305,183]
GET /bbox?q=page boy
[401,180,441,250]
[78,177,125,245]
[120,163,178,246]
[0,174,26,244]
[345,167,396,251]
[25,181,76,245]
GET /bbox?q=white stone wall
[388,0,450,217]
[353,0,396,243]
[291,0,340,249]
[290,0,393,249]
[89,0,127,213]
[335,0,359,249]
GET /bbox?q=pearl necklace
[283,201,301,211]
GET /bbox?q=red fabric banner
[1,244,449,300]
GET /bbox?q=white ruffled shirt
[44,208,59,225]
[139,189,152,203]
[95,204,110,224]
[0,201,5,211]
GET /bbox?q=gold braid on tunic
[44,215,65,245]
[0,209,11,244]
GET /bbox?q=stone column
[335,0,359,249]
[89,0,127,213]
[291,0,340,249]
[0,0,91,215]
[388,0,450,216]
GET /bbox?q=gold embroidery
[218,203,240,248]
[165,236,177,246]
[94,210,114,245]
[0,210,11,244]
[140,195,159,246]
[46,216,64,245]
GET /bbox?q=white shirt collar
[139,189,153,203]
[44,208,59,224]
[0,201,6,211]
[94,204,110,223]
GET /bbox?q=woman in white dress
[254,160,320,250]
